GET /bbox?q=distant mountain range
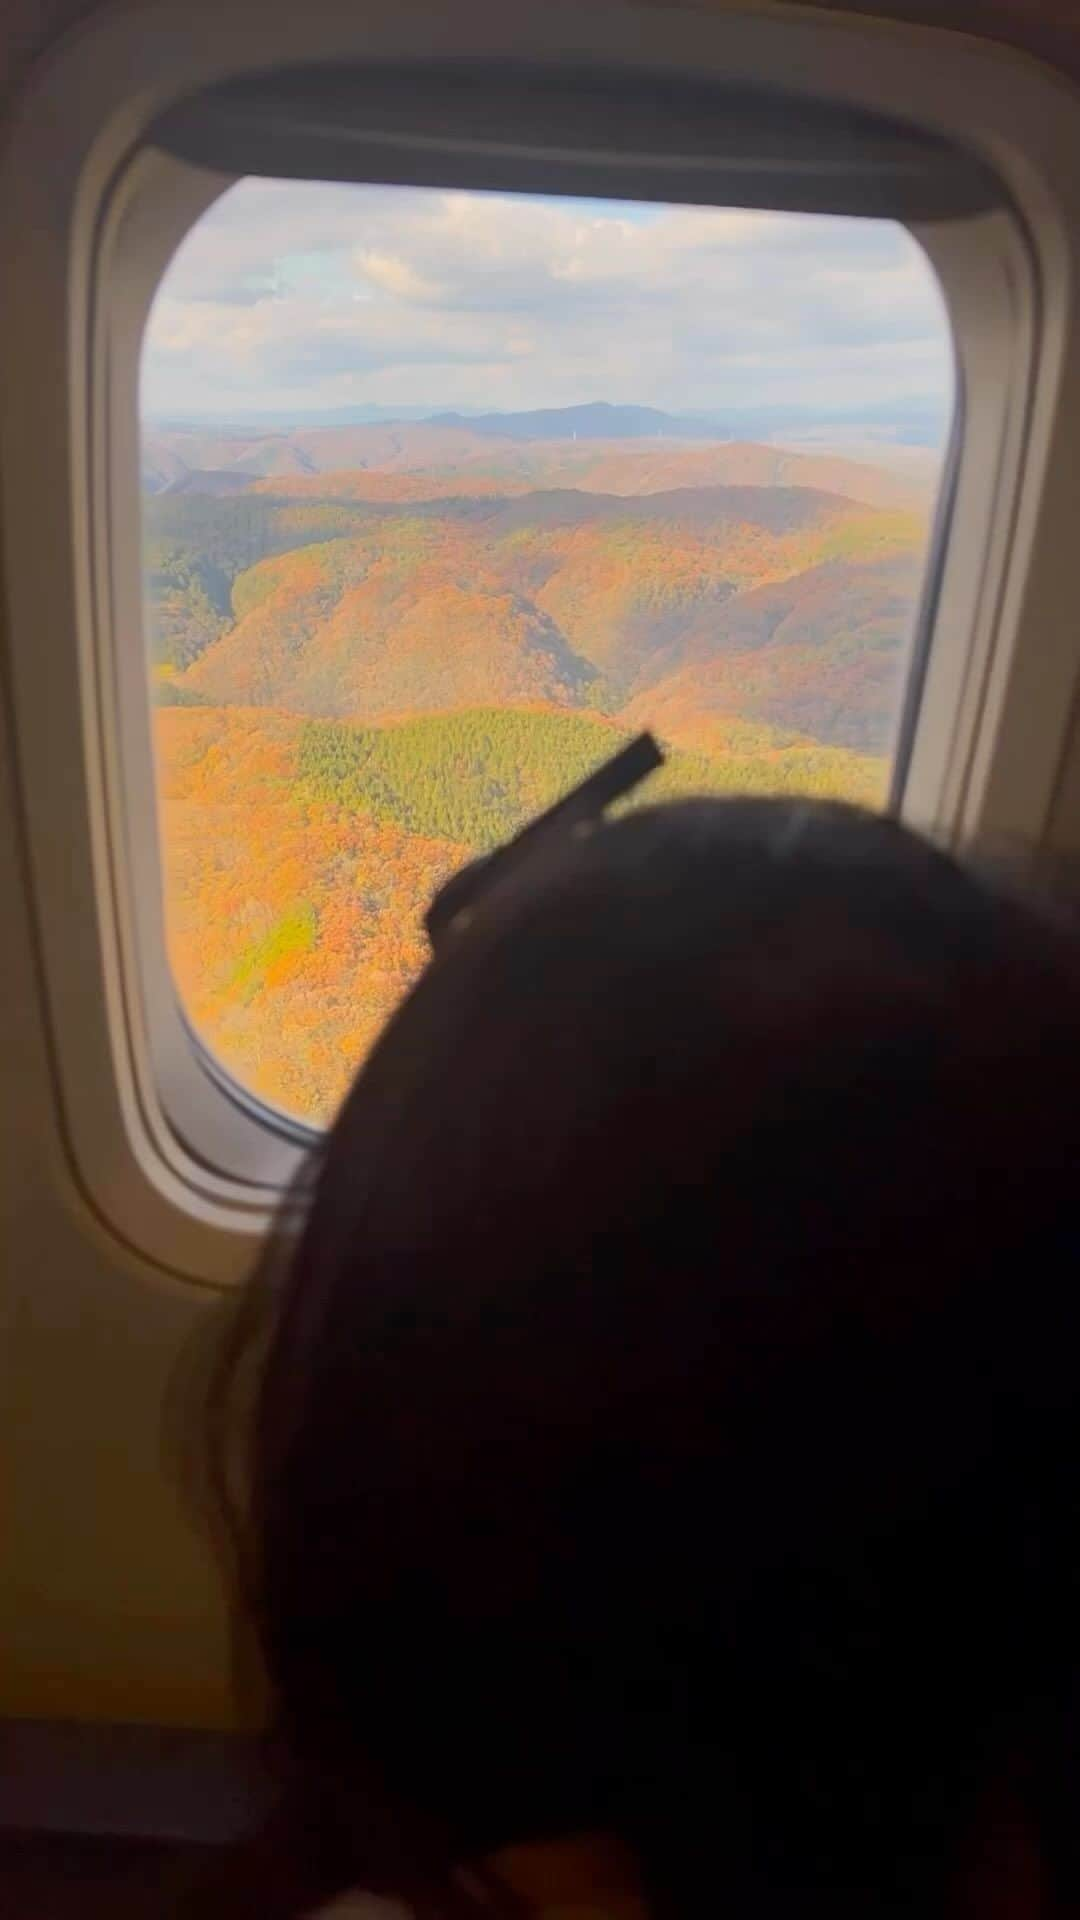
[426,402,726,441]
[145,395,947,446]
[148,401,726,437]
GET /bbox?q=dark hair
[213,798,1080,1920]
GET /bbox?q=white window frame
[1,0,1077,1286]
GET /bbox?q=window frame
[1,0,1077,1284]
[116,154,974,1195]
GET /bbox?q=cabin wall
[0,694,233,1726]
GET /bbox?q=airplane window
[140,178,953,1127]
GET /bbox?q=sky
[141,178,954,430]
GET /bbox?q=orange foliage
[150,448,933,1126]
[155,704,467,1122]
[182,491,922,718]
[246,433,931,513]
[253,468,537,504]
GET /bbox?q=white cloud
[358,250,444,303]
[142,178,953,425]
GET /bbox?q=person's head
[219,798,1080,1920]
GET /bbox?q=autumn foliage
[146,435,927,1123]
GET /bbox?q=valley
[145,410,938,1123]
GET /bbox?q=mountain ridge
[426,401,727,441]
[158,481,922,747]
[144,426,930,514]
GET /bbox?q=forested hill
[158,702,885,1121]
[148,481,922,752]
[146,422,935,1122]
[143,420,933,510]
[295,706,886,846]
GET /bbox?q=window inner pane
[141,179,953,1126]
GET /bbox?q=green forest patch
[296,705,886,851]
